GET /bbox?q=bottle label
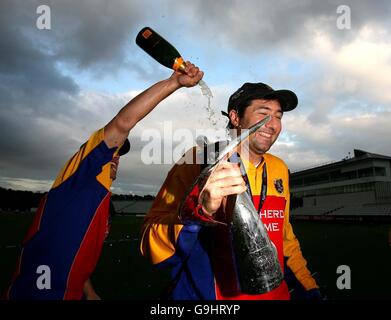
[141,29,152,39]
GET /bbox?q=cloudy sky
[1,0,390,195]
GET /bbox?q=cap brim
[265,90,298,112]
[118,139,130,156]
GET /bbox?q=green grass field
[1,213,390,300]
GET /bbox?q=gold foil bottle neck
[173,57,186,72]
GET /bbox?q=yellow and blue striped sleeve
[140,149,201,265]
[51,128,120,191]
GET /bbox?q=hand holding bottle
[169,61,204,88]
[199,162,247,216]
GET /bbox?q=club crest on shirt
[274,179,284,194]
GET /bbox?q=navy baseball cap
[118,139,130,156]
[227,82,298,113]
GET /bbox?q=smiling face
[229,98,282,160]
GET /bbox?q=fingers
[206,178,247,198]
[206,170,247,197]
[184,61,203,80]
[199,179,247,215]
[209,162,242,182]
[220,184,248,197]
[199,161,247,214]
[172,60,204,87]
[195,70,204,82]
[209,176,245,189]
[184,61,198,76]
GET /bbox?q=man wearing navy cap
[142,82,322,300]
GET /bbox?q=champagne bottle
[136,27,186,73]
[135,27,212,98]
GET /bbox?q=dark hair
[227,98,254,129]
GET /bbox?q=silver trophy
[227,159,283,294]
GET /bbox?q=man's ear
[229,109,240,128]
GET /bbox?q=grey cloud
[49,0,143,69]
[172,0,391,54]
[0,1,79,106]
[275,108,391,173]
[40,0,175,83]
[1,0,391,194]
[0,1,81,182]
[0,0,148,186]
[1,0,168,81]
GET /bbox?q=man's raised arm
[104,62,203,148]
